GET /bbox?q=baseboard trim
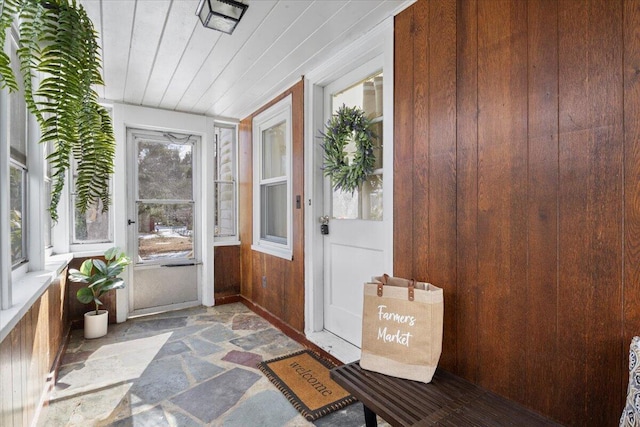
[214,294,242,305]
[239,296,344,367]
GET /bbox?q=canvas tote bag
[360,274,444,383]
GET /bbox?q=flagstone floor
[37,303,385,427]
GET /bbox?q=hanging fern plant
[0,0,114,222]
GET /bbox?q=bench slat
[331,362,561,427]
[338,365,422,425]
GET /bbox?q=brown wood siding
[0,270,68,427]
[238,80,305,333]
[624,0,640,405]
[214,245,241,300]
[395,0,632,425]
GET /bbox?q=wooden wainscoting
[0,269,69,427]
[214,245,241,302]
[394,0,639,425]
[238,80,305,333]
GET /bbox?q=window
[43,142,53,249]
[214,123,237,241]
[70,107,113,244]
[9,32,28,267]
[71,195,111,244]
[252,95,292,260]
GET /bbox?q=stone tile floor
[38,303,383,427]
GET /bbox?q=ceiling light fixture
[196,0,248,35]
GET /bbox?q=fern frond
[4,0,114,220]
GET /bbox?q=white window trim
[251,95,293,261]
[214,120,239,245]
[69,104,114,248]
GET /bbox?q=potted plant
[69,247,131,339]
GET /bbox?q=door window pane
[333,188,359,220]
[137,203,194,261]
[138,141,193,200]
[362,175,383,220]
[261,121,286,179]
[330,72,383,221]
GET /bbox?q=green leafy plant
[0,0,115,222]
[321,104,377,194]
[69,247,131,315]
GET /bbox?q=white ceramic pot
[84,310,108,339]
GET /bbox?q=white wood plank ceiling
[80,0,411,120]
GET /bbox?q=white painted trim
[27,107,44,271]
[127,300,201,319]
[202,116,216,307]
[112,102,214,321]
[214,240,241,247]
[0,55,10,310]
[382,16,395,279]
[252,95,293,261]
[0,254,72,343]
[213,120,239,245]
[304,18,394,338]
[303,79,326,334]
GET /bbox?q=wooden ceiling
[80,0,411,120]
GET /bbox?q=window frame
[69,105,114,248]
[2,24,38,310]
[213,121,238,244]
[251,95,293,260]
[43,141,53,251]
[9,160,28,267]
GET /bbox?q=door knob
[319,215,329,235]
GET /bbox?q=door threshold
[128,300,201,319]
[306,330,361,364]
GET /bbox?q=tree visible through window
[71,108,113,244]
[135,133,195,262]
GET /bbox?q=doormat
[257,349,357,421]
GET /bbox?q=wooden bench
[330,361,561,426]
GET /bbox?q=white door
[127,129,200,315]
[323,63,387,347]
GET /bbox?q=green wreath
[321,104,376,194]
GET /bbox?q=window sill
[251,243,292,261]
[214,240,241,247]
[0,253,73,343]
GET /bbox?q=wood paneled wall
[395,0,639,425]
[214,245,241,300]
[238,80,305,332]
[0,270,68,427]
